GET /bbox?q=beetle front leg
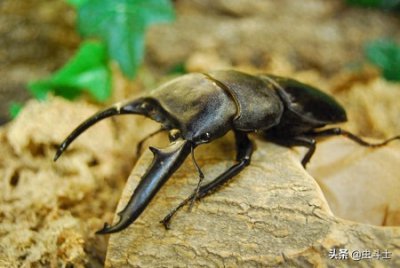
[188,147,205,211]
[161,131,253,229]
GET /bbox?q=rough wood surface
[105,135,400,267]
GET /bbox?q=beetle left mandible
[54,70,400,234]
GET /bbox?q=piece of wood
[105,135,400,267]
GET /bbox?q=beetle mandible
[54,70,400,234]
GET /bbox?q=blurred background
[1,0,400,128]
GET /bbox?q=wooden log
[106,135,400,267]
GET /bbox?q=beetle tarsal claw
[95,139,192,235]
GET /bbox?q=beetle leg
[293,137,316,167]
[269,137,316,168]
[270,128,399,168]
[161,131,253,229]
[188,146,205,211]
[307,128,400,147]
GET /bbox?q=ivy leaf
[365,39,400,82]
[28,41,111,101]
[77,0,175,78]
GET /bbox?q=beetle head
[53,98,193,234]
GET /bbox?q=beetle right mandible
[54,70,400,234]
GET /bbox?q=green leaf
[168,63,187,75]
[365,39,400,82]
[347,0,382,7]
[28,80,56,101]
[28,41,111,101]
[77,0,175,78]
[9,102,23,119]
[66,0,89,8]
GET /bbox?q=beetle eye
[198,132,210,142]
[140,102,149,110]
[169,129,181,142]
[140,102,155,114]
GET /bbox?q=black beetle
[54,70,399,234]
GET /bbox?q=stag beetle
[54,70,399,234]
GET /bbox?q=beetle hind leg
[307,127,400,147]
[161,131,253,229]
[274,128,400,169]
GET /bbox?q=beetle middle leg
[160,131,253,229]
[269,136,316,168]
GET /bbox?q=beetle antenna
[54,98,149,161]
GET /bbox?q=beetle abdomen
[260,75,347,125]
[207,70,284,132]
